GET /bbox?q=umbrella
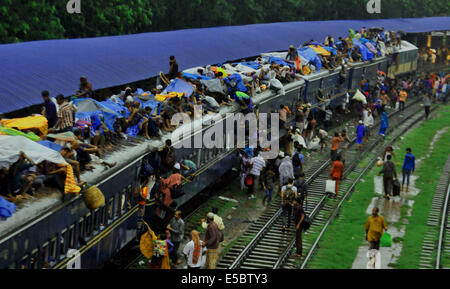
[369,26,384,32]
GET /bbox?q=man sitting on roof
[74,76,93,98]
[125,101,149,138]
[3,152,37,203]
[41,90,57,129]
[72,129,116,171]
[60,147,84,186]
[142,106,160,139]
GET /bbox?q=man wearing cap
[203,212,220,269]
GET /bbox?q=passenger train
[0,40,418,269]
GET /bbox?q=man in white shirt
[249,150,266,199]
[183,230,207,269]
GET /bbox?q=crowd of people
[1,24,448,270]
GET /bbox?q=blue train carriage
[0,140,150,269]
[387,41,419,78]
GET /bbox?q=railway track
[217,99,426,269]
[420,156,450,269]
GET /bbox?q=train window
[120,189,126,214]
[85,213,93,239]
[68,225,75,248]
[114,192,121,217]
[30,249,39,269]
[60,229,68,257]
[107,198,114,221]
[49,237,57,265]
[20,254,29,269]
[78,218,85,245]
[41,242,49,268]
[100,206,106,229]
[92,209,99,234]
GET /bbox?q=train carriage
[0,39,420,269]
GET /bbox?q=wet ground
[352,126,449,269]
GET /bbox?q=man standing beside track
[203,212,220,269]
[250,149,266,199]
[167,210,184,267]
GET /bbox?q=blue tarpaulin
[266,56,295,69]
[353,38,374,61]
[75,110,117,131]
[38,140,63,152]
[224,73,247,92]
[236,61,262,70]
[1,17,449,114]
[324,46,337,55]
[298,47,322,71]
[142,99,160,115]
[162,78,195,97]
[182,72,212,81]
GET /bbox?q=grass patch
[396,108,450,268]
[307,106,450,269]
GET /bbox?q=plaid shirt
[57,102,74,130]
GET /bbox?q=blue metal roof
[1,17,449,114]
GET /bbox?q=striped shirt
[57,102,74,130]
[250,155,266,176]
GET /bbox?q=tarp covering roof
[1,17,449,114]
[0,135,67,169]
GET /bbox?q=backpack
[153,240,167,258]
[302,215,312,231]
[283,185,295,206]
[292,153,301,168]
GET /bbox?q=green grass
[306,106,450,269]
[396,109,450,268]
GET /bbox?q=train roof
[0,17,449,114]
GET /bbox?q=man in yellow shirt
[398,90,407,112]
[365,207,387,250]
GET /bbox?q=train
[0,40,418,269]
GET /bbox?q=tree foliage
[0,0,448,44]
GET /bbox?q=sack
[170,184,185,199]
[218,230,224,243]
[374,176,384,194]
[302,215,311,231]
[83,185,105,210]
[393,180,400,196]
[153,240,168,258]
[380,233,392,247]
[325,179,336,193]
[245,174,253,187]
